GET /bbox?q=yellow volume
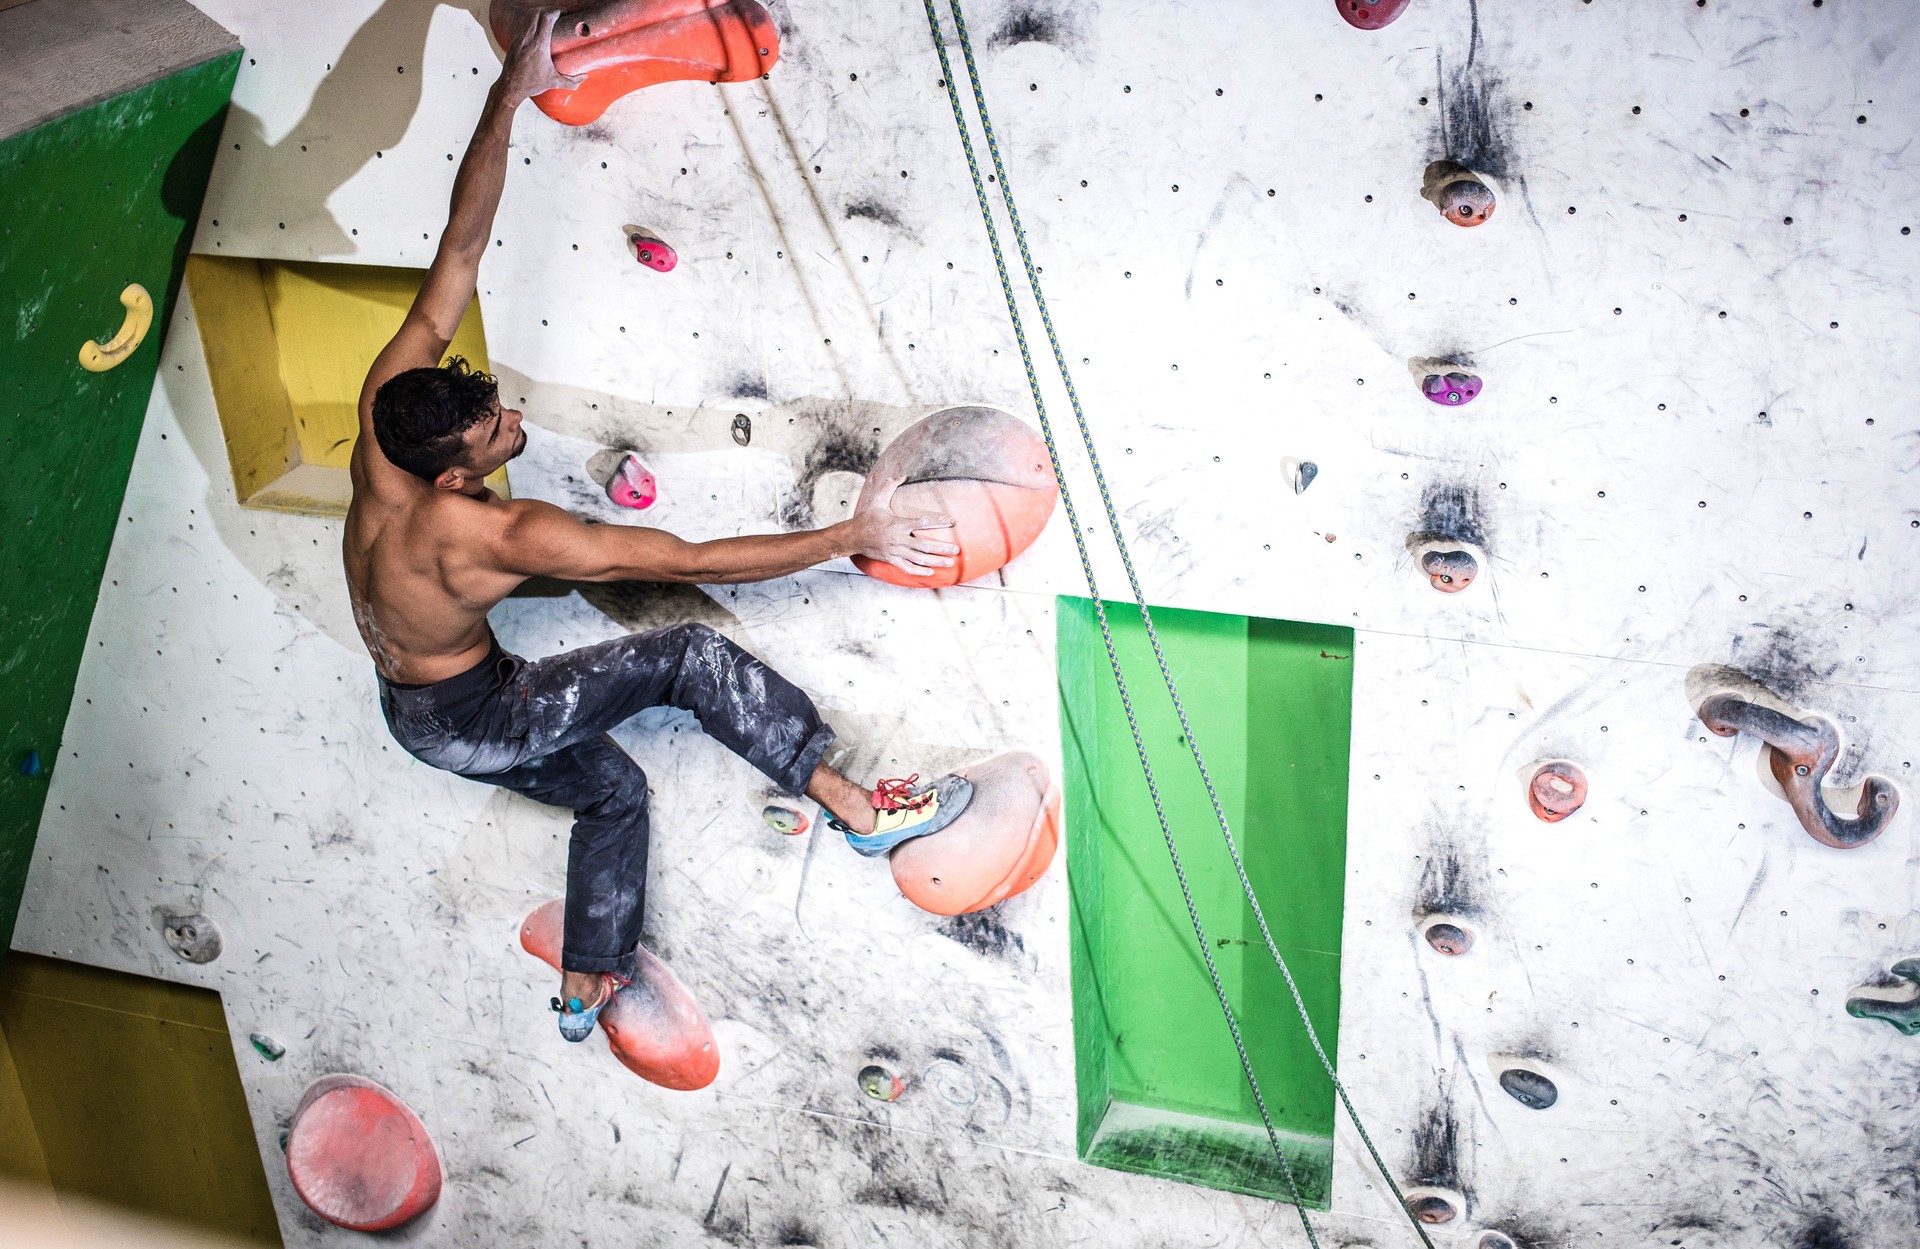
[77,283,153,372]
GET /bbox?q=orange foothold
[762,804,809,835]
[493,0,782,127]
[889,752,1060,916]
[1439,179,1496,226]
[519,899,719,1089]
[286,1075,441,1232]
[1529,761,1588,822]
[850,407,1059,590]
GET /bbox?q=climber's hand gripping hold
[846,478,958,578]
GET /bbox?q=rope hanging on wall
[917,3,1435,1245]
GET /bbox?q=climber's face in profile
[458,399,528,479]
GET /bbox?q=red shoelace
[871,774,923,810]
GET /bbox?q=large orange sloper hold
[519,899,721,1089]
[285,1075,442,1231]
[490,0,780,126]
[890,752,1061,916]
[851,406,1060,590]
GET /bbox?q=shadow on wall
[214,0,493,255]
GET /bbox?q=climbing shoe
[832,772,974,858]
[551,972,629,1042]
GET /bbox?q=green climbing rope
[918,3,1437,1245]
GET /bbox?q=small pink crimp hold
[607,453,657,509]
[630,234,677,272]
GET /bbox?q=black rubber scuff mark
[1415,481,1492,552]
[937,909,1026,960]
[844,198,907,231]
[988,3,1076,51]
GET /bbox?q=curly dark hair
[371,356,500,481]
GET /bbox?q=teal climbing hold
[1847,959,1920,1035]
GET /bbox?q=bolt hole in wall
[183,257,506,516]
[0,952,281,1244]
[1058,599,1354,1206]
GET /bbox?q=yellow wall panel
[186,256,500,514]
[184,255,297,503]
[0,1016,53,1193]
[0,954,282,1246]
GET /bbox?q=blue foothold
[18,751,41,777]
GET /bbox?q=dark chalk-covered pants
[379,624,835,974]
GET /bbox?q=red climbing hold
[1422,918,1474,955]
[850,406,1059,590]
[607,452,658,509]
[285,1075,441,1232]
[520,899,720,1089]
[1420,546,1477,593]
[890,751,1060,916]
[630,232,677,272]
[1439,179,1496,226]
[1335,0,1413,30]
[1528,761,1588,822]
[491,0,781,127]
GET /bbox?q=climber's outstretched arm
[355,10,580,466]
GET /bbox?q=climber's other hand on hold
[847,479,957,577]
[500,8,585,104]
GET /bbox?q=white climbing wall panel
[15,0,1920,1245]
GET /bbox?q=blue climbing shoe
[550,972,628,1042]
[832,773,974,858]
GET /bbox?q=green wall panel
[0,51,240,948]
[1058,597,1354,1205]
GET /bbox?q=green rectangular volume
[1059,597,1354,1206]
[0,46,241,948]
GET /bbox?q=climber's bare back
[343,417,530,686]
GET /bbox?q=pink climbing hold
[519,899,720,1089]
[890,751,1060,916]
[630,233,677,272]
[1422,372,1482,406]
[285,1075,441,1232]
[607,452,658,509]
[1335,0,1413,30]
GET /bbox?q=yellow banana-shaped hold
[78,283,153,372]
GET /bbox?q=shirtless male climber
[345,11,971,1043]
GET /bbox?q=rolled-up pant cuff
[560,947,634,976]
[776,723,837,797]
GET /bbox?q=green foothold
[1846,991,1920,1035]
[249,1031,286,1060]
[1848,960,1920,1034]
[278,1131,289,1153]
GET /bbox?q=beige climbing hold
[78,283,153,372]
